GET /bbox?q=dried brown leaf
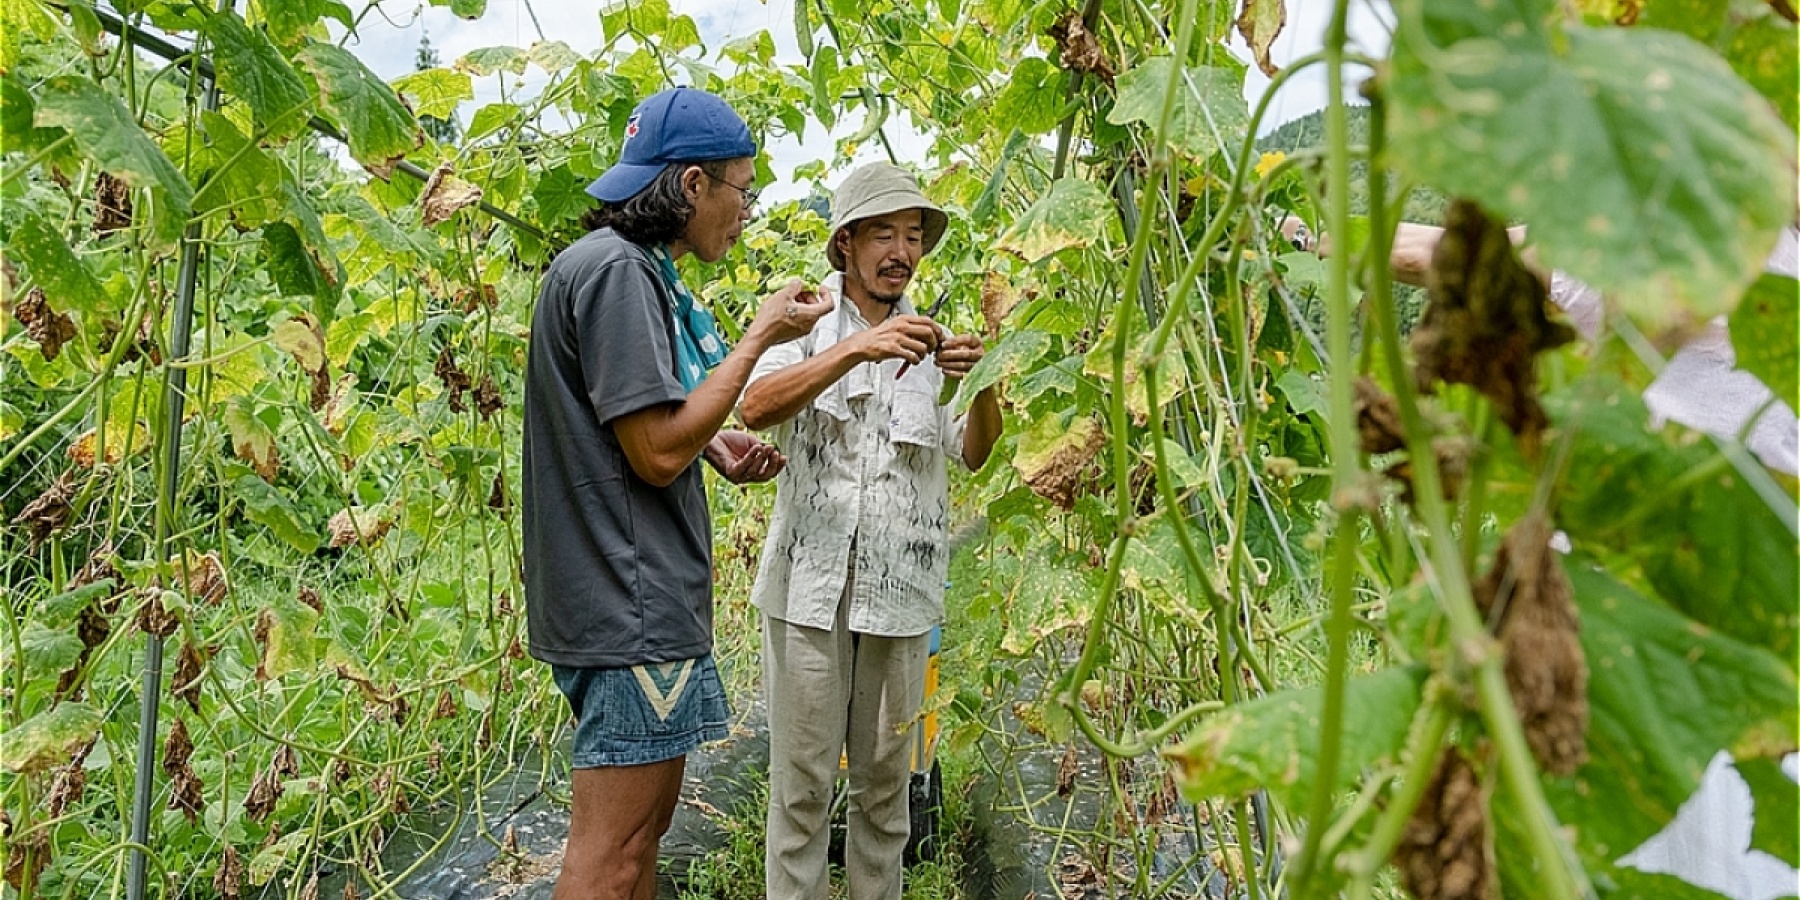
[1047,10,1115,86]
[1056,744,1078,797]
[172,640,208,711]
[12,471,75,550]
[93,171,134,235]
[1235,0,1288,78]
[16,287,76,361]
[420,162,484,226]
[1473,513,1588,775]
[1392,748,1496,900]
[214,845,244,900]
[1412,199,1576,455]
[475,373,502,420]
[434,345,473,412]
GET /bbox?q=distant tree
[415,30,461,145]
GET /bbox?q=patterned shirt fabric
[647,243,729,391]
[747,272,970,637]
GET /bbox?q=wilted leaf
[1728,273,1798,410]
[255,596,320,681]
[215,845,244,900]
[1164,665,1427,808]
[295,43,423,171]
[1393,748,1497,900]
[1388,2,1796,330]
[1047,10,1114,85]
[271,315,326,373]
[67,420,150,468]
[456,46,529,77]
[420,161,483,226]
[1,703,103,773]
[1235,0,1287,78]
[33,75,194,250]
[526,40,582,72]
[327,506,395,549]
[223,399,280,482]
[171,640,207,711]
[11,470,75,550]
[13,287,76,362]
[8,214,108,336]
[994,178,1114,263]
[1013,413,1104,510]
[261,220,340,303]
[1107,58,1248,161]
[1474,513,1587,776]
[7,623,83,682]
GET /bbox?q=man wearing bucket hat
[522,86,831,900]
[739,162,1003,899]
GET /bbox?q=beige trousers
[763,568,930,900]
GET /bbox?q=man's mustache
[878,264,913,279]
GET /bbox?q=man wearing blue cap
[522,86,831,900]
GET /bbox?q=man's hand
[854,314,942,365]
[744,279,833,351]
[704,430,785,484]
[936,333,985,378]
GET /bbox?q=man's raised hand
[746,278,833,350]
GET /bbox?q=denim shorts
[552,655,730,768]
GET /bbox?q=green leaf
[449,0,486,18]
[186,111,287,227]
[1728,273,1798,410]
[1,702,103,773]
[601,0,669,44]
[262,221,338,304]
[527,40,582,72]
[991,56,1066,136]
[2,211,109,316]
[390,67,472,120]
[1388,5,1796,329]
[970,129,1031,228]
[1107,58,1247,161]
[810,44,839,128]
[0,0,58,72]
[204,11,311,143]
[1164,666,1428,808]
[994,177,1114,263]
[257,594,320,680]
[295,43,423,170]
[531,164,593,226]
[1274,370,1327,419]
[1540,565,1797,890]
[232,472,319,553]
[1737,755,1798,867]
[456,46,529,77]
[1723,12,1798,137]
[465,101,520,142]
[254,0,354,48]
[33,75,193,251]
[2,623,83,682]
[1547,380,1797,658]
[956,329,1051,411]
[2,73,61,154]
[39,581,115,628]
[0,400,23,441]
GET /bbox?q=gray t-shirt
[521,228,713,668]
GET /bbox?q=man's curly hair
[581,159,740,245]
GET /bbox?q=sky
[332,0,1396,201]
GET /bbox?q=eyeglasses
[704,170,760,210]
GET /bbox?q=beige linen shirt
[745,273,970,636]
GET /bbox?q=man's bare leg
[554,756,687,900]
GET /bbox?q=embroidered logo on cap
[624,112,641,143]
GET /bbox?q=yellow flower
[1253,151,1287,180]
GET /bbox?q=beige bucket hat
[826,163,949,271]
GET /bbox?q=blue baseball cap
[585,87,757,203]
